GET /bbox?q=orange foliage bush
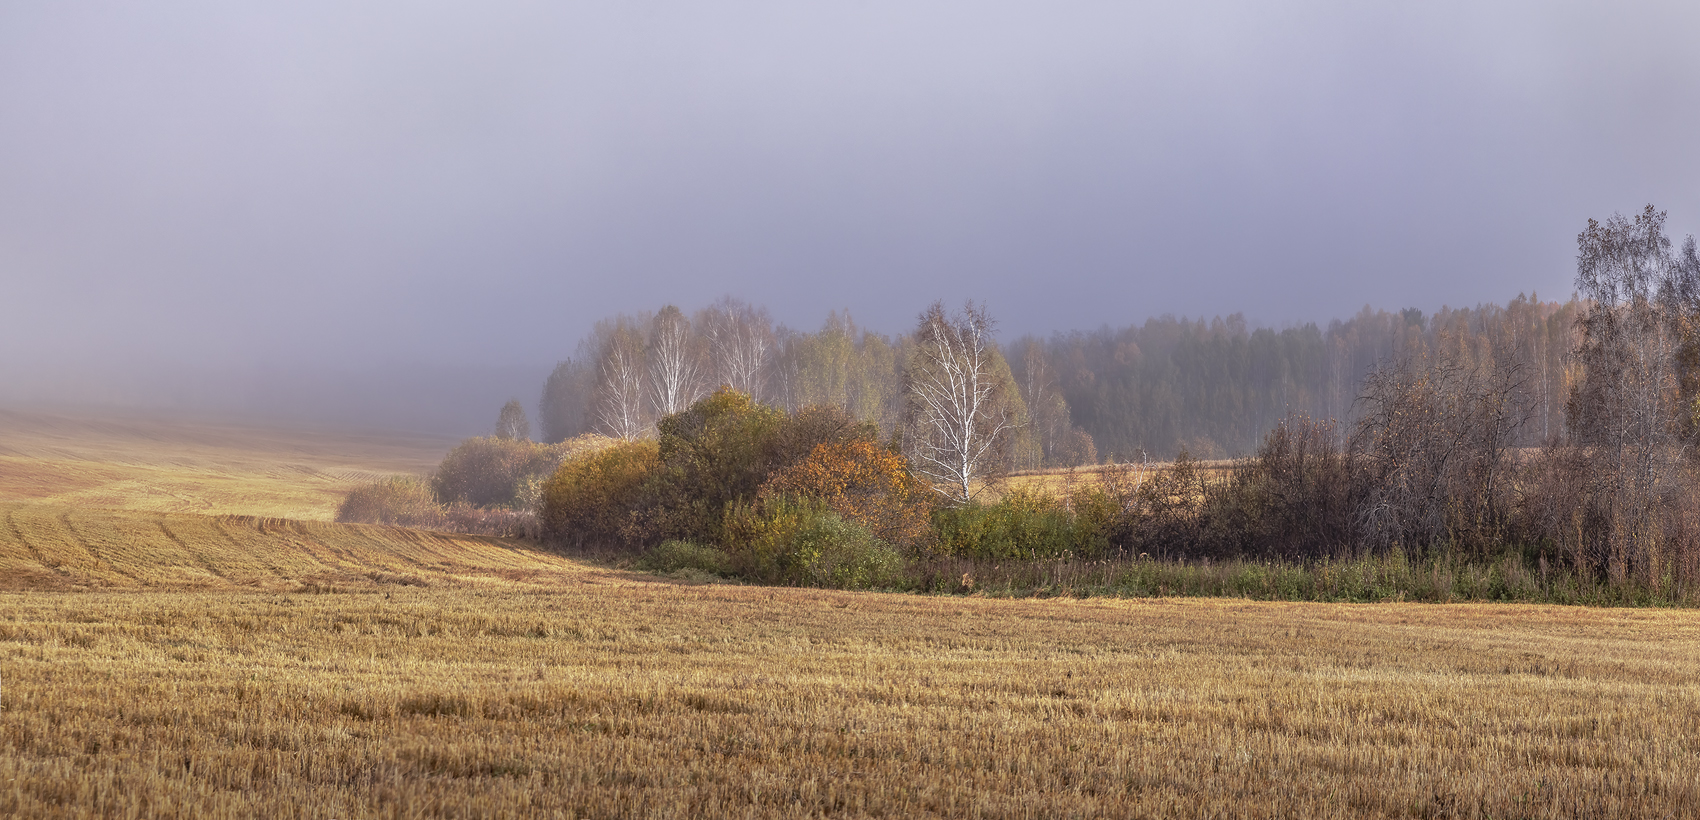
[760,439,934,550]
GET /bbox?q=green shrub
[648,388,789,544]
[933,488,1081,560]
[641,540,733,576]
[722,497,903,589]
[540,440,661,551]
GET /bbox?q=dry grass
[0,502,594,592]
[999,461,1235,499]
[2,582,1697,818]
[0,408,455,520]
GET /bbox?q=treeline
[536,298,1582,466]
[1013,295,1580,460]
[965,206,1700,598]
[537,298,1094,471]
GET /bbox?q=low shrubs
[537,389,922,589]
[336,476,440,526]
[723,498,903,589]
[932,488,1082,561]
[539,440,661,551]
[640,540,733,578]
[337,433,619,536]
[433,435,615,510]
[333,476,537,536]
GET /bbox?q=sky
[4,2,1699,430]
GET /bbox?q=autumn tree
[902,301,1021,504]
[432,436,562,509]
[1567,205,1700,577]
[540,440,661,551]
[760,438,934,549]
[649,387,788,544]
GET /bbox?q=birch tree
[698,297,774,402]
[594,317,650,441]
[647,305,707,417]
[495,399,530,441]
[1568,205,1694,577]
[902,301,1019,504]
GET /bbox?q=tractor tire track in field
[390,527,463,568]
[7,508,70,576]
[58,511,144,583]
[211,517,292,581]
[342,523,445,575]
[157,520,227,580]
[295,524,365,571]
[282,519,367,576]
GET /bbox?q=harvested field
[0,408,455,520]
[3,410,1696,817]
[0,502,588,591]
[1000,460,1235,499]
[2,582,1697,818]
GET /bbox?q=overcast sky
[4,1,1700,414]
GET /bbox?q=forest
[535,293,1578,466]
[338,206,1700,604]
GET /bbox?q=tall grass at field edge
[911,549,1699,607]
[637,538,1698,605]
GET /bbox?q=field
[3,409,1698,817]
[1000,460,1235,500]
[0,502,588,592]
[4,585,1698,818]
[0,407,454,520]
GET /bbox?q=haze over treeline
[534,293,1580,462]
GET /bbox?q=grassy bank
[910,549,1699,607]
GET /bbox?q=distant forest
[537,293,1580,465]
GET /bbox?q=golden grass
[3,582,1697,818]
[0,408,455,520]
[999,461,1235,499]
[0,502,594,592]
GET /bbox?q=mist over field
[4,2,1700,433]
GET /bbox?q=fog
[3,2,1698,434]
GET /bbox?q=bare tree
[593,317,650,441]
[1352,344,1530,557]
[698,296,775,401]
[647,305,707,417]
[1568,205,1693,577]
[495,399,530,441]
[902,301,1019,503]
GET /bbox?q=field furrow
[0,503,591,591]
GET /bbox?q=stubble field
[2,409,1697,818]
[0,407,454,520]
[3,583,1697,818]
